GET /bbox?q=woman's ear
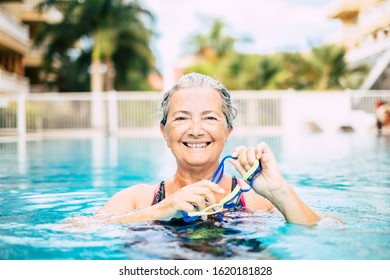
[160,124,170,148]
[225,127,233,142]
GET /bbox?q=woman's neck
[173,164,217,187]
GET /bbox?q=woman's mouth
[183,142,211,148]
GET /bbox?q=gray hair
[160,73,237,128]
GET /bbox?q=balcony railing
[20,0,62,23]
[23,0,45,8]
[0,8,29,46]
[346,35,390,63]
[0,70,29,93]
[24,45,45,67]
[359,0,390,35]
[327,0,360,19]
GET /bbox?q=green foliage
[35,0,156,91]
[53,49,91,92]
[185,45,368,90]
[188,18,236,60]
[183,18,368,90]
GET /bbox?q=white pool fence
[0,90,389,136]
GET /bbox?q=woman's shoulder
[119,183,158,201]
[98,183,159,214]
[131,183,161,209]
[126,183,158,193]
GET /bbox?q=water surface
[0,133,389,259]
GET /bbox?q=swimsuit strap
[151,177,245,208]
[235,178,247,208]
[232,177,245,208]
[151,181,165,206]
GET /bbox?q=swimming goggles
[181,155,262,222]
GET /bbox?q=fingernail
[219,188,225,194]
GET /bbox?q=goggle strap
[211,155,235,183]
[215,165,224,184]
[223,202,237,209]
[215,212,224,222]
[181,156,256,223]
[181,210,199,222]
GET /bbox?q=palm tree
[36,0,155,92]
[305,44,368,90]
[189,18,236,61]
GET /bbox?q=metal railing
[0,90,389,136]
[350,90,390,113]
[232,91,283,128]
[0,70,30,95]
[0,7,29,45]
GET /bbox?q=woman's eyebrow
[202,110,222,116]
[171,110,191,116]
[171,110,222,116]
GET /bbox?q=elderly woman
[96,73,319,225]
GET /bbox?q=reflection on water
[17,137,26,175]
[121,210,280,260]
[158,222,266,259]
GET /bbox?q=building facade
[328,0,390,89]
[0,0,61,95]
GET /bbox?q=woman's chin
[182,154,215,167]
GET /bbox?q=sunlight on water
[0,133,389,259]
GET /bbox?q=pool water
[0,133,389,260]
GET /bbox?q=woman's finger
[195,180,225,195]
[181,194,205,210]
[247,147,257,167]
[228,157,247,176]
[237,147,251,171]
[179,201,199,213]
[231,145,245,158]
[255,142,266,159]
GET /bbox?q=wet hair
[160,73,237,129]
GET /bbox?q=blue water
[0,133,389,260]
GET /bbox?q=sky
[140,0,341,73]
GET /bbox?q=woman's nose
[188,119,204,137]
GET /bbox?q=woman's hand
[157,180,225,220]
[230,142,319,225]
[230,142,287,198]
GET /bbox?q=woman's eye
[206,116,218,121]
[173,117,186,121]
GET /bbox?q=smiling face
[160,87,233,169]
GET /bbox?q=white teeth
[187,143,207,148]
